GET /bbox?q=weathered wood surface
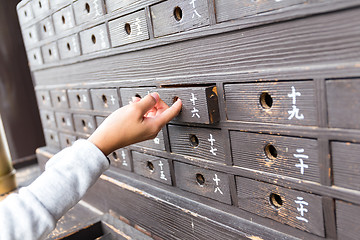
[150,0,210,37]
[90,88,120,112]
[332,141,360,191]
[39,16,55,40]
[119,87,155,106]
[73,0,106,25]
[79,23,110,54]
[50,89,69,109]
[58,34,81,59]
[132,151,172,185]
[41,42,59,63]
[27,48,43,67]
[236,177,324,236]
[225,81,317,125]
[39,110,57,129]
[230,131,320,183]
[108,148,132,171]
[59,132,76,149]
[327,79,360,129]
[168,125,225,163]
[31,0,50,18]
[105,0,142,13]
[174,161,231,204]
[53,5,76,34]
[36,90,52,108]
[336,200,360,240]
[43,129,61,150]
[108,10,149,47]
[73,114,96,135]
[68,89,93,110]
[55,112,74,131]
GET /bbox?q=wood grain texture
[327,79,360,129]
[168,125,225,163]
[174,161,231,204]
[135,129,166,151]
[58,34,82,59]
[55,112,74,132]
[224,81,317,126]
[39,110,57,129]
[36,90,52,108]
[336,200,360,240]
[50,0,70,10]
[52,5,76,34]
[27,48,43,66]
[50,89,69,109]
[105,0,144,13]
[68,89,93,110]
[230,131,320,183]
[150,0,210,37]
[157,86,220,124]
[73,114,96,134]
[79,23,110,54]
[38,16,55,40]
[59,132,76,149]
[43,128,61,149]
[17,2,34,25]
[132,151,172,185]
[22,24,39,50]
[33,8,360,85]
[108,10,149,47]
[215,0,306,23]
[41,42,60,63]
[73,0,106,25]
[119,87,155,106]
[90,88,120,112]
[332,141,360,191]
[109,148,132,171]
[236,177,324,236]
[31,0,50,18]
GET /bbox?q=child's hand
[88,92,182,156]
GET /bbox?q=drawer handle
[260,92,273,109]
[146,161,154,172]
[124,23,131,35]
[57,96,61,102]
[264,143,277,160]
[91,34,96,44]
[81,119,86,127]
[269,193,283,209]
[67,42,71,51]
[112,152,118,159]
[102,94,107,104]
[189,134,199,148]
[38,1,42,9]
[43,25,47,33]
[196,173,205,186]
[85,3,90,14]
[173,6,183,22]
[62,15,66,24]
[66,138,70,145]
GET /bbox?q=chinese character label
[208,134,217,156]
[294,196,309,223]
[159,161,167,181]
[213,174,223,194]
[287,86,304,120]
[190,93,200,118]
[135,18,142,35]
[294,148,309,175]
[189,0,201,19]
[121,150,128,166]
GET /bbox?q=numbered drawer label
[22,25,39,49]
[224,81,317,126]
[168,125,225,163]
[68,89,92,110]
[332,142,360,191]
[336,201,360,240]
[55,112,74,132]
[174,162,231,204]
[53,5,76,33]
[27,48,43,66]
[59,133,76,149]
[215,0,306,23]
[136,130,166,151]
[236,177,324,236]
[230,131,320,183]
[58,34,81,59]
[50,89,69,109]
[80,24,110,54]
[44,129,60,149]
[119,87,156,106]
[151,0,210,37]
[90,88,120,112]
[158,86,219,124]
[132,151,172,185]
[32,0,50,17]
[73,114,96,135]
[327,79,360,129]
[73,0,106,25]
[39,16,55,39]
[109,148,132,171]
[109,10,149,47]
[36,90,52,108]
[18,3,34,25]
[41,42,59,63]
[40,110,57,129]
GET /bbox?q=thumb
[153,98,182,127]
[136,92,159,115]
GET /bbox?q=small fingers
[136,92,159,116]
[152,98,182,127]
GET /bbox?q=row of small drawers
[23,0,313,66]
[37,78,360,128]
[42,129,359,238]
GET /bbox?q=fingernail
[150,92,159,102]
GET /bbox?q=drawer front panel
[135,130,166,151]
[90,88,120,112]
[73,114,96,134]
[109,148,132,171]
[27,48,43,66]
[40,110,57,129]
[18,3,34,25]
[230,131,320,183]
[53,5,76,33]
[68,89,92,110]
[55,112,74,132]
[44,129,60,149]
[73,0,106,25]
[80,24,110,54]
[39,17,55,39]
[336,201,360,240]
[119,87,155,106]
[58,34,82,59]
[59,133,76,149]
[41,42,60,63]
[36,90,52,108]
[50,89,69,109]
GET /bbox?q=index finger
[152,98,182,126]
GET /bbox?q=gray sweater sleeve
[0,139,109,240]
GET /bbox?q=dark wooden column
[0,1,44,167]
